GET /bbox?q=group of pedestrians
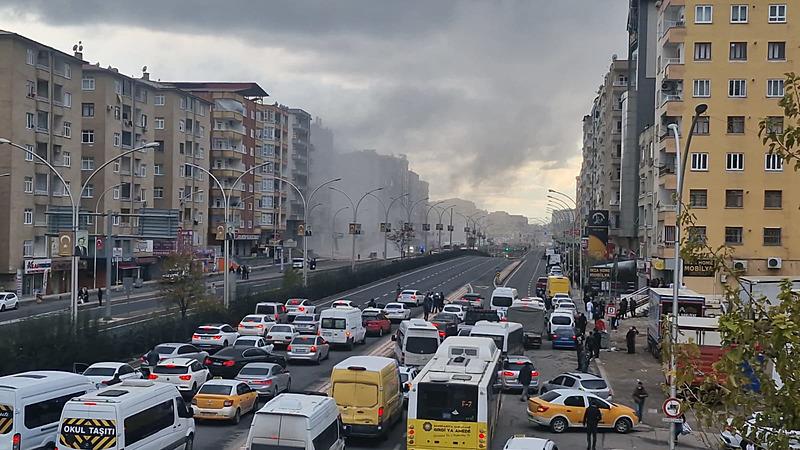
[76,287,103,306]
[231,264,251,279]
[422,291,444,320]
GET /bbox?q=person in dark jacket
[143,348,160,377]
[626,326,639,354]
[585,331,597,361]
[583,402,602,450]
[632,380,648,423]
[591,328,602,358]
[619,297,628,319]
[423,295,433,321]
[97,287,103,306]
[518,361,533,401]
[576,312,588,336]
[575,336,585,371]
[437,292,445,311]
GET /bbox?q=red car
[536,277,548,296]
[361,309,392,336]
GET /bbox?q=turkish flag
[96,237,104,250]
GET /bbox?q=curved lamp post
[366,192,408,259]
[329,186,384,270]
[423,200,447,253]
[331,206,350,260]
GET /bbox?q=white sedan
[442,304,466,322]
[383,302,412,321]
[234,336,274,351]
[237,314,274,336]
[503,436,558,450]
[266,324,299,348]
[191,324,240,348]
[82,362,141,388]
[0,292,19,312]
[149,357,210,394]
[285,298,315,316]
[331,299,356,308]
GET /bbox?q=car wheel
[184,434,194,450]
[223,340,229,347]
[550,416,568,433]
[12,301,18,310]
[347,339,354,351]
[191,383,197,395]
[315,354,321,365]
[614,417,633,434]
[286,380,291,393]
[378,328,383,337]
[231,408,241,425]
[0,304,5,312]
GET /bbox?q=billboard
[586,226,608,259]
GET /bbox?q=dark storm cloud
[4,0,627,201]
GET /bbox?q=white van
[0,371,95,450]
[57,379,195,450]
[490,287,519,314]
[245,393,344,450]
[392,319,440,367]
[469,320,525,355]
[319,307,366,350]
[548,311,575,336]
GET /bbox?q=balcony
[662,58,684,80]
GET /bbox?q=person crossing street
[583,401,602,450]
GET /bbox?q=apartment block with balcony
[141,76,211,248]
[286,108,312,242]
[254,102,289,245]
[0,32,84,294]
[651,1,799,293]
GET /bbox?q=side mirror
[178,405,194,419]
[391,335,396,341]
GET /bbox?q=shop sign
[25,259,51,274]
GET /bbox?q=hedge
[1,250,483,375]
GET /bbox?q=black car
[464,309,501,326]
[430,312,459,339]
[204,346,287,379]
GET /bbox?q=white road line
[503,258,527,287]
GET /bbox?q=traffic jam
[1,251,638,450]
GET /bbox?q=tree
[668,72,800,449]
[387,227,415,258]
[159,251,207,319]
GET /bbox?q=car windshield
[293,337,316,345]
[406,336,439,354]
[555,329,575,337]
[154,345,176,354]
[321,318,346,329]
[400,373,410,383]
[443,306,460,312]
[287,299,303,305]
[492,296,514,307]
[271,326,291,333]
[198,384,233,396]
[471,333,504,349]
[581,379,608,390]
[294,315,315,322]
[83,367,117,377]
[552,316,572,325]
[235,338,258,345]
[194,327,220,335]
[154,365,188,374]
[242,316,262,323]
[255,304,276,315]
[238,366,270,376]
[385,304,401,309]
[503,360,532,370]
[402,291,416,295]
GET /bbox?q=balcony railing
[659,20,685,38]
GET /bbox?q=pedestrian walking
[97,287,103,306]
[583,401,602,450]
[673,413,686,442]
[435,292,445,313]
[586,299,595,320]
[236,266,242,279]
[423,295,433,321]
[585,331,597,362]
[576,312,588,336]
[518,361,533,402]
[575,336,585,371]
[620,297,628,319]
[626,326,639,354]
[632,380,648,423]
[143,348,160,378]
[591,328,602,358]
[396,283,402,298]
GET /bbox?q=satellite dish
[142,66,147,73]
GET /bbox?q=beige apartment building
[0,32,84,294]
[650,0,799,294]
[286,108,312,242]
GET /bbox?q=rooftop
[167,81,269,97]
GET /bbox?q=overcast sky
[0,1,627,220]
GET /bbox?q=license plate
[296,348,308,353]
[213,361,222,365]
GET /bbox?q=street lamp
[91,183,122,289]
[365,192,408,259]
[667,102,707,450]
[0,138,158,328]
[548,196,578,284]
[329,186,384,270]
[331,206,350,260]
[401,197,429,257]
[424,200,447,253]
[432,205,452,250]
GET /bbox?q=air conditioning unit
[720,273,728,283]
[107,105,113,111]
[767,257,782,269]
[733,260,748,272]
[661,80,677,92]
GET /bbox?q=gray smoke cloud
[0,0,627,215]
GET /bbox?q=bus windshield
[406,336,438,354]
[470,333,504,350]
[417,383,478,422]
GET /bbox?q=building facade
[650,0,799,293]
[286,108,312,243]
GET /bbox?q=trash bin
[600,331,610,349]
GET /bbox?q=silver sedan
[286,336,330,364]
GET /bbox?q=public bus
[406,336,502,450]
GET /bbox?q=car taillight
[254,379,272,385]
[438,331,445,337]
[552,334,557,339]
[531,370,539,377]
[147,374,158,380]
[378,406,384,418]
[572,335,576,339]
[224,400,233,407]
[192,334,199,339]
[267,335,273,339]
[286,345,292,351]
[536,404,549,412]
[298,306,305,312]
[179,375,192,381]
[204,358,212,365]
[502,371,515,377]
[223,360,235,367]
[256,324,264,328]
[212,335,221,340]
[275,314,279,320]
[191,398,197,405]
[12,433,20,450]
[411,295,416,300]
[500,317,507,322]
[310,345,317,352]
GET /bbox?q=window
[766,116,784,134]
[416,383,478,422]
[726,153,744,171]
[23,177,32,193]
[62,151,71,167]
[693,79,711,97]
[36,111,49,131]
[689,189,708,208]
[178,120,185,132]
[688,226,707,244]
[26,112,35,129]
[62,121,71,138]
[154,117,165,129]
[81,157,95,171]
[26,48,35,65]
[113,132,121,147]
[731,4,748,22]
[154,94,165,106]
[763,228,782,246]
[694,42,712,61]
[83,184,94,198]
[691,152,709,171]
[768,42,786,60]
[25,144,34,161]
[729,42,747,61]
[725,227,744,245]
[312,419,340,450]
[154,164,163,175]
[696,5,713,23]
[767,79,785,97]
[154,187,164,198]
[26,80,36,97]
[726,189,744,208]
[693,116,710,135]
[81,129,95,144]
[112,215,120,226]
[63,92,72,107]
[124,400,175,446]
[112,186,120,200]
[727,116,745,134]
[23,208,33,224]
[768,4,786,23]
[81,77,95,90]
[23,240,33,257]
[25,391,86,429]
[764,190,782,209]
[729,79,747,97]
[765,153,784,171]
[113,106,120,120]
[81,103,94,117]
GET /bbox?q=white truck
[738,276,800,308]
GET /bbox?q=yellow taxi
[191,379,258,424]
[527,389,638,433]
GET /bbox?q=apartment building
[0,32,84,294]
[140,76,212,248]
[256,102,289,247]
[651,1,799,293]
[286,108,312,242]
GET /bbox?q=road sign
[662,417,684,423]
[95,237,104,250]
[662,397,682,418]
[605,305,617,317]
[283,239,297,248]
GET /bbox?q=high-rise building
[286,108,312,242]
[0,32,84,294]
[649,1,799,293]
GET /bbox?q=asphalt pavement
[192,253,510,450]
